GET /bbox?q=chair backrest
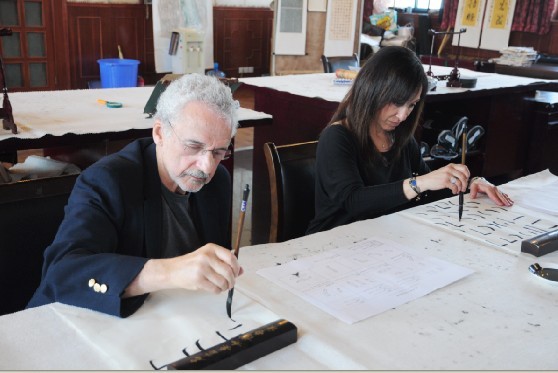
[0,174,77,315]
[264,141,318,243]
[321,53,359,73]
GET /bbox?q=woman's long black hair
[329,46,428,169]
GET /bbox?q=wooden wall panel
[51,0,72,90]
[509,26,558,55]
[67,3,147,89]
[213,7,273,78]
[142,9,159,84]
[113,16,141,58]
[51,4,558,90]
[75,17,102,79]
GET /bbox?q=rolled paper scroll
[335,69,358,80]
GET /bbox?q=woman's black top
[307,124,430,234]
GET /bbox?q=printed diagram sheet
[401,199,558,253]
[257,238,473,324]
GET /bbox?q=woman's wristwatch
[409,174,421,200]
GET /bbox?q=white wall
[69,0,272,6]
[213,0,272,7]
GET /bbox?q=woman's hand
[417,163,470,194]
[469,177,514,206]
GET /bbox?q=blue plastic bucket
[97,59,140,88]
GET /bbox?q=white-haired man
[28,74,243,317]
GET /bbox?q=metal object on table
[426,28,467,88]
[522,229,558,257]
[0,28,17,134]
[529,263,558,282]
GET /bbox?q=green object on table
[143,74,242,118]
[97,99,123,108]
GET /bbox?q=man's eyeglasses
[168,121,232,161]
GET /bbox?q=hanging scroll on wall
[479,0,517,51]
[323,0,358,57]
[452,0,487,48]
[453,0,517,51]
[274,0,308,55]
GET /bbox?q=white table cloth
[236,169,558,370]
[1,170,557,370]
[239,66,553,103]
[0,87,271,141]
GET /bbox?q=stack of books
[493,46,538,67]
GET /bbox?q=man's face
[154,101,232,194]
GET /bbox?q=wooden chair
[321,53,359,73]
[264,141,318,243]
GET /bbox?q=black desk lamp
[427,29,436,78]
[446,28,467,88]
[426,28,467,87]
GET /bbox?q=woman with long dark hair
[307,46,512,234]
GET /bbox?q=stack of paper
[493,47,538,67]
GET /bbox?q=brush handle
[232,184,250,258]
[461,130,467,164]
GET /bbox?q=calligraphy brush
[459,126,467,221]
[226,184,250,318]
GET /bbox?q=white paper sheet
[400,196,558,254]
[0,290,282,370]
[257,237,473,324]
[511,178,558,217]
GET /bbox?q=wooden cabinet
[524,91,558,174]
[213,6,273,78]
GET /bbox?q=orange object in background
[335,69,358,80]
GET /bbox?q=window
[392,0,442,11]
[0,0,55,91]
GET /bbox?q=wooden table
[495,63,558,80]
[0,87,271,169]
[2,169,557,370]
[0,87,271,315]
